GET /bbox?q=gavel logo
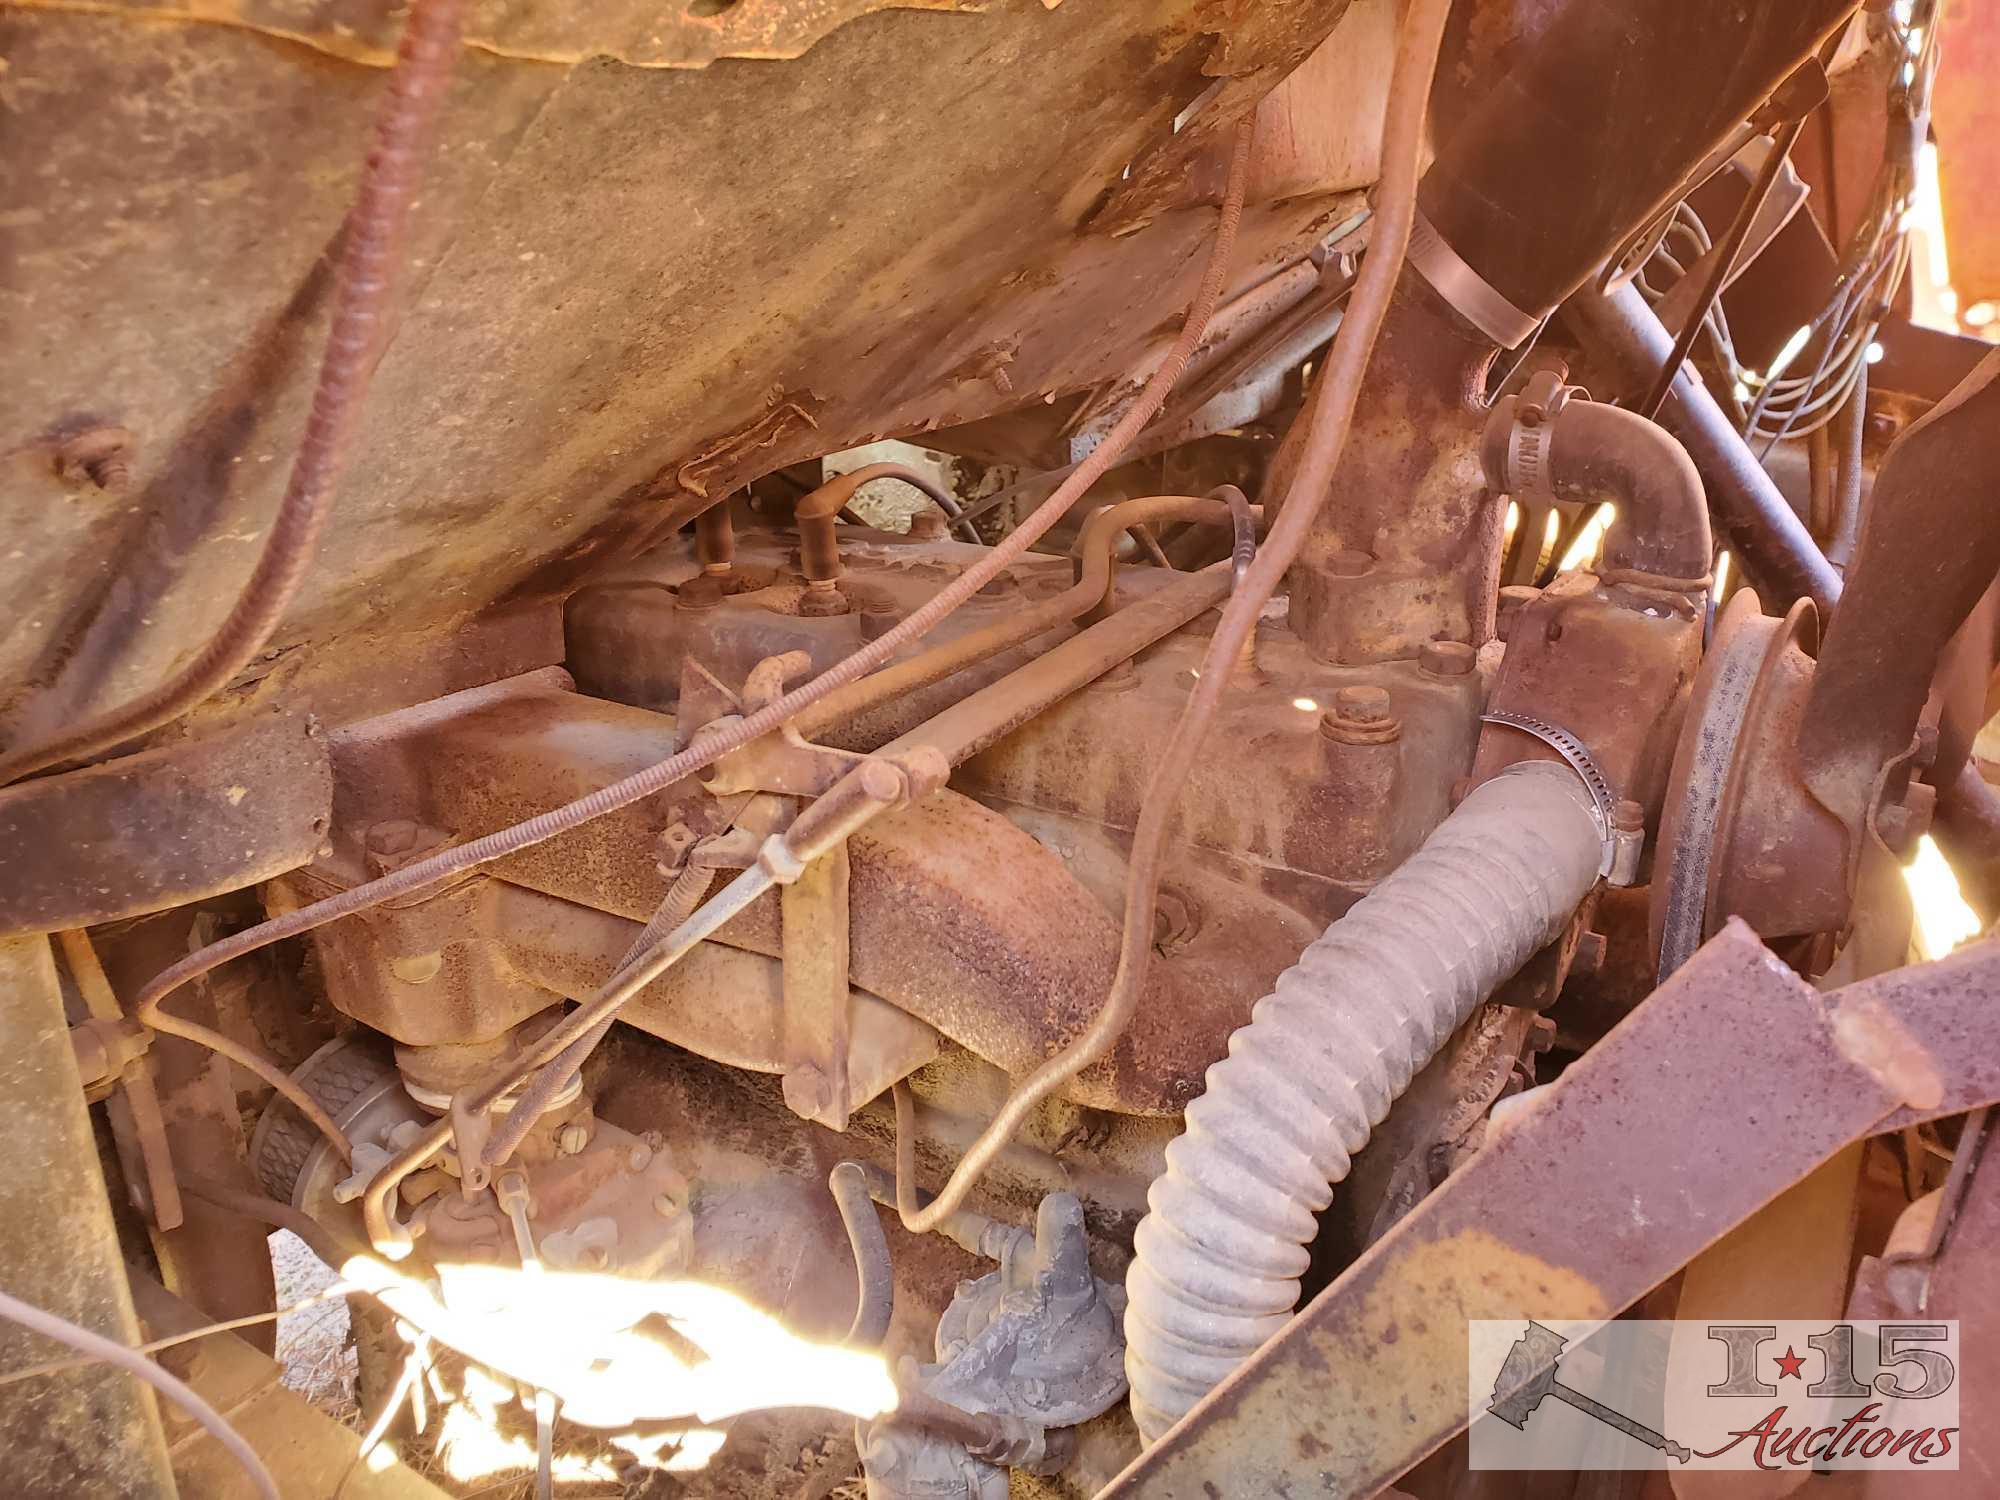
[1487,1321,1693,1463]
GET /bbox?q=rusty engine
[5,0,2000,1495]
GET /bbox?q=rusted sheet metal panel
[0,713,331,937]
[39,0,983,70]
[1101,923,2000,1498]
[1935,0,2000,310]
[0,936,176,1498]
[3,0,1358,747]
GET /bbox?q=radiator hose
[1122,760,1602,1441]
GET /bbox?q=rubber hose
[831,1162,895,1348]
[1122,761,1602,1441]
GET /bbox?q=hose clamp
[1482,710,1642,885]
[1407,209,1542,350]
[1501,371,1578,499]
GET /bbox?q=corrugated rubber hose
[1122,761,1603,1442]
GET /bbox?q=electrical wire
[1633,3,1937,451]
[336,1333,430,1499]
[0,0,467,788]
[1639,113,1809,421]
[891,0,1455,1233]
[0,1286,358,1389]
[132,117,1260,1168]
[0,1285,280,1500]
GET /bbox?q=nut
[797,582,849,618]
[906,512,950,541]
[675,574,725,611]
[1418,640,1476,678]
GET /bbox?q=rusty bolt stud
[557,1122,590,1156]
[906,511,950,542]
[57,426,134,491]
[1320,684,1400,745]
[1866,410,1901,443]
[1418,640,1476,678]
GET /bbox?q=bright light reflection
[1770,325,1811,379]
[1905,835,1981,961]
[1292,697,1318,712]
[339,1257,900,1441]
[1561,504,1614,573]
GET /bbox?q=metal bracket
[1481,711,1640,884]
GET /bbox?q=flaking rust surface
[2,0,1362,744]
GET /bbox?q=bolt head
[654,1191,682,1218]
[1418,640,1476,678]
[1331,684,1392,724]
[782,1065,831,1120]
[856,759,906,804]
[907,512,950,541]
[557,1123,590,1156]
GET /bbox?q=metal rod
[1638,116,1807,420]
